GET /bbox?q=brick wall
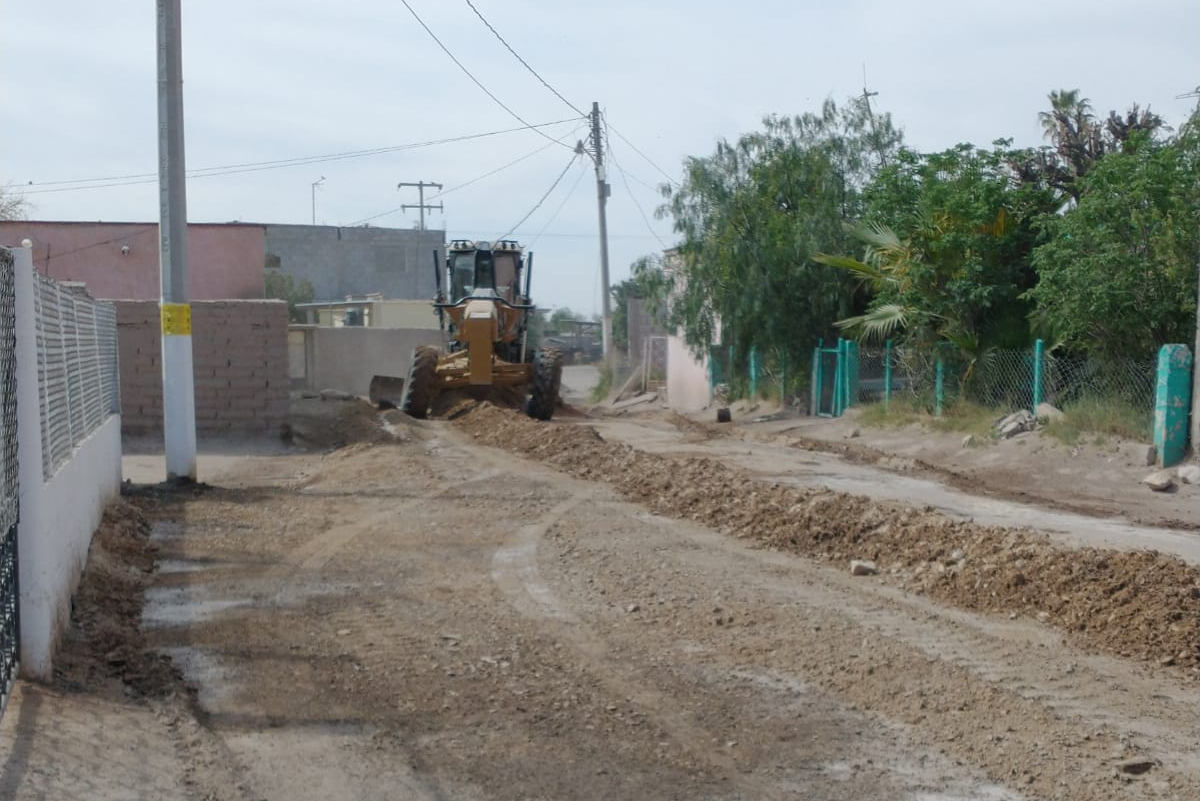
[114,300,289,438]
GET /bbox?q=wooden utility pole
[397,181,443,231]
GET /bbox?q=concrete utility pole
[397,181,443,231]
[1192,244,1200,460]
[310,176,325,225]
[156,0,196,481]
[586,101,614,364]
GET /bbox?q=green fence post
[749,346,758,400]
[833,339,845,417]
[884,339,893,411]
[811,340,821,417]
[1153,344,1193,468]
[1032,338,1044,416]
[935,351,945,418]
[707,346,715,397]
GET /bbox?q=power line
[606,121,677,187]
[496,152,579,240]
[528,161,588,247]
[461,0,586,117]
[397,0,580,148]
[606,131,668,249]
[18,119,579,196]
[346,123,583,227]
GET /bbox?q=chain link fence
[34,276,120,479]
[856,341,1159,440]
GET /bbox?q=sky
[2,0,1198,316]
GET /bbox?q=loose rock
[1117,758,1156,776]
[961,434,976,449]
[1141,471,1175,492]
[1035,402,1065,423]
[1176,464,1200,485]
[849,560,879,576]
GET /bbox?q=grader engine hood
[463,298,499,385]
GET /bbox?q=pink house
[0,220,266,300]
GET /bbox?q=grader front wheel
[526,347,564,421]
[400,345,440,418]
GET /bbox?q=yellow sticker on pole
[161,303,192,336]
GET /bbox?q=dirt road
[4,401,1197,800]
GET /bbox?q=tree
[1028,89,1167,202]
[658,98,902,373]
[264,270,315,323]
[1024,128,1199,359]
[0,187,30,221]
[822,142,1058,353]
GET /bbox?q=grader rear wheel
[526,347,564,421]
[400,346,440,419]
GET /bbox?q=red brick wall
[115,300,289,437]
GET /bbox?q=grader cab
[399,239,563,420]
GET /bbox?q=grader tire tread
[400,346,440,419]
[527,347,564,421]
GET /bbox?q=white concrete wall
[13,247,123,680]
[666,333,711,412]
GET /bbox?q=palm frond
[834,303,910,342]
[811,253,896,287]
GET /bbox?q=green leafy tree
[658,98,902,372]
[822,143,1058,354]
[1024,128,1199,359]
[264,270,315,323]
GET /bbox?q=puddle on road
[143,587,253,627]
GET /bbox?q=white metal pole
[157,0,196,481]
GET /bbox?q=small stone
[949,549,966,563]
[1141,471,1175,492]
[626,603,640,613]
[1036,611,1050,622]
[850,560,879,576]
[1117,758,1156,776]
[337,629,351,636]
[1035,402,1065,423]
[844,428,861,439]
[1158,655,1176,667]
[961,434,976,449]
[1176,465,1200,485]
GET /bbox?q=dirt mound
[289,396,405,448]
[456,404,1200,675]
[54,499,183,697]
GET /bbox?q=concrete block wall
[115,300,289,437]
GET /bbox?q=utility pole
[1181,87,1200,459]
[156,0,196,482]
[584,101,613,364]
[397,181,443,231]
[310,176,325,225]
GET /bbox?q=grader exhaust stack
[397,239,562,420]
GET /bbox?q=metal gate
[0,248,19,717]
[811,338,860,417]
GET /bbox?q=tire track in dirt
[489,492,793,799]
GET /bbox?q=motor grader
[398,239,563,420]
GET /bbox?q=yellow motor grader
[399,239,563,420]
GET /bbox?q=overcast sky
[3,0,1198,315]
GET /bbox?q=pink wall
[0,221,266,300]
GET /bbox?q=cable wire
[19,119,579,196]
[461,0,586,117]
[346,125,582,226]
[605,125,669,249]
[606,121,677,187]
[398,0,580,148]
[496,152,579,240]
[528,161,588,247]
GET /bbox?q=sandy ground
[2,397,1197,800]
